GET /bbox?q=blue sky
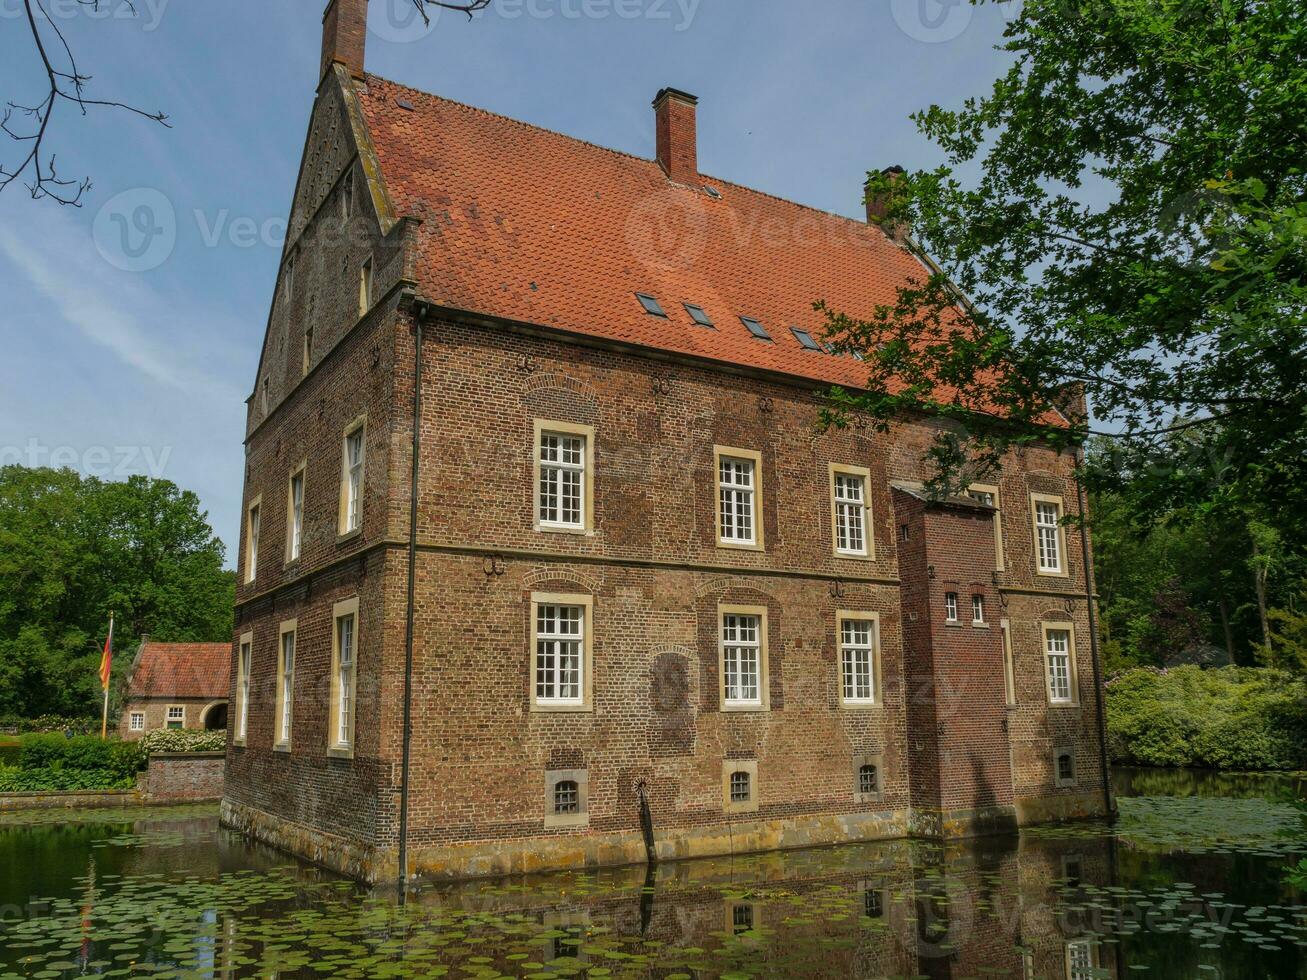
[0,0,1016,563]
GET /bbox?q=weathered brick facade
[222,5,1109,883]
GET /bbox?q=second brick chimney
[654,88,699,186]
[321,0,368,86]
[866,165,907,244]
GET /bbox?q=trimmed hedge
[1107,666,1307,771]
[140,729,227,754]
[16,734,145,781]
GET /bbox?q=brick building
[222,0,1111,883]
[119,640,231,740]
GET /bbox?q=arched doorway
[201,701,228,730]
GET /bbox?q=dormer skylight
[740,316,771,341]
[684,303,714,328]
[791,327,822,351]
[636,293,667,317]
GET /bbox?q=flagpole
[100,611,114,740]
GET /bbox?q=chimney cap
[653,87,699,108]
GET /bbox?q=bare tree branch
[1,0,170,207]
[410,0,493,24]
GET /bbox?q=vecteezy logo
[890,0,973,43]
[624,188,709,274]
[92,188,177,272]
[368,0,439,43]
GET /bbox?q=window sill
[535,524,592,537]
[232,739,246,749]
[531,703,594,714]
[972,622,991,630]
[944,621,963,628]
[716,540,765,553]
[840,701,878,710]
[1035,569,1071,579]
[327,745,355,760]
[272,742,292,754]
[336,528,363,545]
[721,703,768,713]
[1048,702,1081,709]
[834,550,875,563]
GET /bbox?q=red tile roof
[125,642,230,701]
[356,75,942,393]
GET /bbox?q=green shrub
[0,716,96,735]
[0,764,135,792]
[1107,666,1307,771]
[140,729,227,754]
[17,734,145,780]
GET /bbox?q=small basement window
[554,779,580,814]
[636,293,667,317]
[791,327,822,351]
[864,889,884,919]
[729,770,752,804]
[740,316,771,340]
[684,303,714,327]
[1055,750,1077,788]
[858,764,879,795]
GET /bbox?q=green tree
[822,0,1306,525]
[0,466,234,719]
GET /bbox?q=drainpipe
[1074,447,1114,820]
[398,307,425,900]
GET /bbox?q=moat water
[1,768,1303,979]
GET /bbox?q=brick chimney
[654,88,699,186]
[866,165,907,244]
[321,0,368,86]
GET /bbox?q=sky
[0,0,1019,564]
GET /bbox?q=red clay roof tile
[126,642,230,701]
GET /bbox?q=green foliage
[1288,859,1307,891]
[0,765,136,793]
[823,0,1307,527]
[17,734,146,780]
[1107,666,1307,770]
[0,465,235,720]
[0,715,95,734]
[140,729,227,754]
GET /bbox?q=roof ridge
[360,72,887,239]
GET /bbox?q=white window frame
[1065,938,1097,980]
[837,611,880,707]
[286,463,305,564]
[165,705,185,729]
[530,593,593,712]
[339,417,366,536]
[830,463,873,559]
[274,620,296,750]
[235,631,252,745]
[1032,492,1069,576]
[244,497,261,584]
[968,483,1004,571]
[972,594,986,625]
[719,605,769,711]
[129,712,145,732]
[714,446,764,550]
[329,598,360,756]
[1043,621,1079,706]
[944,592,959,623]
[533,420,594,534]
[359,256,373,318]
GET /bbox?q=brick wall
[139,752,226,801]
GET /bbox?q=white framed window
[166,705,185,730]
[1043,622,1078,705]
[720,606,768,710]
[1032,493,1067,575]
[534,421,593,532]
[530,594,592,711]
[359,257,373,318]
[330,598,359,753]
[275,621,296,749]
[245,498,261,584]
[944,592,959,622]
[972,595,985,624]
[339,419,366,535]
[129,712,145,732]
[1000,619,1016,706]
[1065,938,1096,980]
[838,612,879,706]
[235,632,252,745]
[715,447,763,549]
[830,464,872,558]
[287,465,305,563]
[968,483,1005,571]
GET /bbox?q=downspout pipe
[398,304,426,900]
[1074,447,1115,820]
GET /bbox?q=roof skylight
[684,303,714,328]
[740,316,771,341]
[791,327,822,351]
[636,293,667,317]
